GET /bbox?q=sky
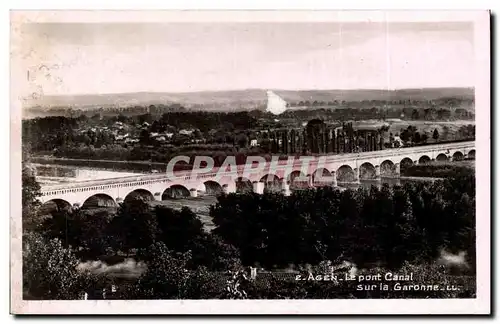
[16,21,474,96]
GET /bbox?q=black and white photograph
[10,10,490,315]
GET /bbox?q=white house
[392,136,404,147]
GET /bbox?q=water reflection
[34,164,143,184]
[335,177,435,190]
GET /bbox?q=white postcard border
[9,9,491,315]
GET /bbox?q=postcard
[10,10,491,315]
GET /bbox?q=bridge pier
[189,188,198,198]
[353,168,360,184]
[252,181,265,195]
[307,174,314,188]
[375,165,381,181]
[222,183,236,194]
[281,179,291,196]
[331,171,337,187]
[394,163,401,177]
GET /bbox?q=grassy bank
[402,160,474,178]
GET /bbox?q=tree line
[23,104,475,151]
[23,115,475,171]
[210,172,475,270]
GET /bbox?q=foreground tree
[41,208,83,248]
[22,164,42,231]
[154,205,241,270]
[125,242,227,299]
[155,206,204,252]
[23,232,88,299]
[210,175,475,270]
[108,199,160,255]
[189,233,241,271]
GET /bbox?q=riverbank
[32,156,167,173]
[402,160,474,178]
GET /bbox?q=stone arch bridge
[39,141,475,210]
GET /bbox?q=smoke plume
[266,90,287,115]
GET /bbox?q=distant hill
[276,88,474,103]
[24,87,474,111]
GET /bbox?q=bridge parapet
[39,141,475,200]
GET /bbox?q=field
[353,118,474,130]
[351,119,474,140]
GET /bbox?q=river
[33,164,143,185]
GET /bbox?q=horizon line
[35,86,475,97]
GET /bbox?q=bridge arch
[452,151,464,161]
[235,177,253,194]
[39,199,72,215]
[312,168,334,187]
[400,157,414,173]
[288,170,308,190]
[380,160,396,177]
[260,174,281,193]
[162,185,190,199]
[418,155,431,164]
[468,149,476,160]
[337,165,356,183]
[124,189,155,202]
[82,194,117,209]
[359,162,376,180]
[203,181,223,196]
[436,153,449,162]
